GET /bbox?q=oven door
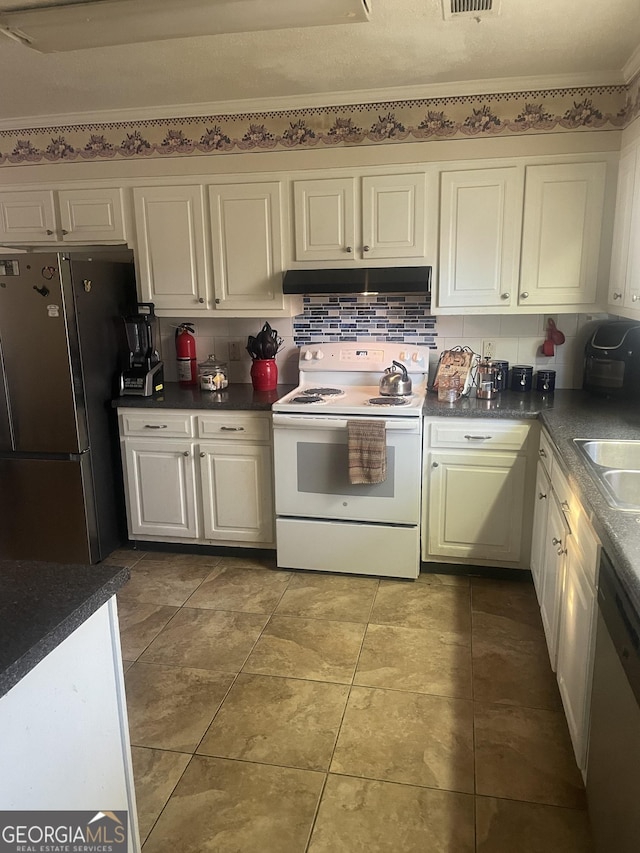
[273,413,422,525]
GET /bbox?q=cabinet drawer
[538,429,554,476]
[197,413,271,442]
[119,410,194,438]
[429,419,531,452]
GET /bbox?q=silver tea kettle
[379,361,412,396]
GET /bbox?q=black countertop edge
[0,561,130,699]
[113,382,297,411]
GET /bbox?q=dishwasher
[586,550,640,852]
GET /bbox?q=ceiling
[0,0,639,126]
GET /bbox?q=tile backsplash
[157,307,609,389]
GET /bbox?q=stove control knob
[399,351,407,362]
[303,350,313,361]
[314,350,324,360]
[411,352,423,363]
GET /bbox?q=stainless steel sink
[573,439,640,511]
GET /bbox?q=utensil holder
[250,358,278,391]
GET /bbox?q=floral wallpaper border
[1,81,639,168]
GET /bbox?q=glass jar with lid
[198,354,229,391]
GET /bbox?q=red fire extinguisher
[175,323,197,386]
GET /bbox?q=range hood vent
[282,267,431,296]
[0,0,371,53]
[441,0,501,19]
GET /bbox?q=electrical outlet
[482,339,496,360]
[228,339,242,361]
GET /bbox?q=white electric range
[272,343,430,579]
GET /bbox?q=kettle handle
[392,360,408,377]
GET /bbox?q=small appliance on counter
[121,302,164,396]
[583,320,640,397]
[476,359,500,400]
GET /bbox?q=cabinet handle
[363,245,370,252]
[46,229,54,235]
[552,536,562,546]
[198,297,205,303]
[346,246,353,253]
[464,434,492,441]
[144,424,168,429]
[501,292,510,300]
[613,292,623,300]
[220,426,245,431]
[200,451,205,457]
[521,292,529,299]
[183,451,190,457]
[538,492,547,500]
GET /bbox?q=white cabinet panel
[57,188,126,242]
[608,147,637,309]
[438,168,522,308]
[133,185,209,311]
[362,173,426,259]
[293,177,356,261]
[0,190,57,241]
[208,182,284,311]
[530,460,551,600]
[539,491,568,670]
[520,162,606,306]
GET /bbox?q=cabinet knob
[501,292,510,300]
[538,492,547,500]
[46,229,54,236]
[61,229,68,235]
[346,246,353,253]
[215,298,221,304]
[552,536,562,546]
[363,245,370,253]
[557,545,567,556]
[198,297,205,304]
[561,500,570,512]
[613,292,623,300]
[520,291,529,299]
[432,461,439,468]
[200,451,205,457]
[183,451,190,457]
[539,448,547,457]
[633,294,639,303]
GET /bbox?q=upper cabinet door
[438,167,522,308]
[208,181,285,312]
[133,185,209,311]
[624,147,640,311]
[0,190,56,242]
[58,188,126,243]
[520,162,606,306]
[361,173,426,260]
[293,177,356,262]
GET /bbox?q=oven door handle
[272,414,420,432]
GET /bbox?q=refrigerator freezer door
[0,253,85,453]
[0,454,96,563]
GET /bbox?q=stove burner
[367,396,410,407]
[302,387,345,397]
[290,395,326,404]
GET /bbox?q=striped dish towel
[347,420,387,484]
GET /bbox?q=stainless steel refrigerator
[0,251,137,564]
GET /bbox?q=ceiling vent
[0,0,371,53]
[441,0,501,19]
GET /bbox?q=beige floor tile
[371,581,472,635]
[197,673,349,770]
[115,597,178,660]
[243,615,366,683]
[125,662,234,752]
[122,659,135,673]
[139,607,268,671]
[331,686,475,792]
[138,550,222,567]
[131,746,190,843]
[476,796,593,853]
[185,565,291,613]
[117,559,213,607]
[354,623,472,698]
[102,548,146,568]
[142,755,324,853]
[275,572,379,622]
[472,610,562,709]
[216,553,278,569]
[475,703,586,808]
[417,571,471,589]
[308,775,475,853]
[471,578,540,623]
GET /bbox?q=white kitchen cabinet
[133,185,210,312]
[607,142,640,317]
[208,181,285,312]
[530,460,551,599]
[0,187,127,244]
[422,419,535,567]
[538,488,568,670]
[118,409,274,548]
[292,172,426,264]
[519,162,606,306]
[438,167,523,308]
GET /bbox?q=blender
[121,302,164,396]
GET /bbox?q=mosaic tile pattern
[0,83,636,168]
[293,295,437,346]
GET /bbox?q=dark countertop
[113,382,297,411]
[422,388,554,419]
[0,560,129,699]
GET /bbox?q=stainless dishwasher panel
[586,551,640,853]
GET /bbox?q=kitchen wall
[158,309,611,389]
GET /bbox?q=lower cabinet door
[427,450,526,562]
[123,439,198,539]
[539,495,569,670]
[199,442,274,543]
[530,461,551,600]
[556,539,597,770]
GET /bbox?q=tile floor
[107,548,594,852]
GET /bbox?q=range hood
[282,266,432,296]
